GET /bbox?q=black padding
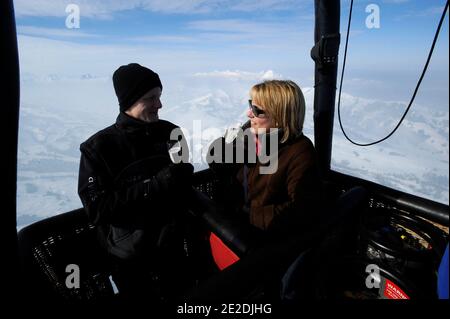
[280,186,369,301]
[190,188,263,257]
[16,170,219,305]
[17,209,114,304]
[2,0,20,301]
[188,186,369,301]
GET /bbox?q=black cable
[337,0,449,147]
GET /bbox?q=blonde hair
[250,80,306,143]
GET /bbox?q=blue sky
[15,1,314,47]
[343,0,449,66]
[14,0,448,88]
[339,0,449,105]
[14,1,447,48]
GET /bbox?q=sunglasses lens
[252,105,260,116]
[255,106,265,117]
[248,100,264,117]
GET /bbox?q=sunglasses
[248,100,266,118]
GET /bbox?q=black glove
[155,162,194,196]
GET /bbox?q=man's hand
[155,163,194,196]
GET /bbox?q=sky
[13,0,449,226]
[14,0,449,109]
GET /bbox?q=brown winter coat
[236,134,322,236]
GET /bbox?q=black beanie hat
[113,63,163,112]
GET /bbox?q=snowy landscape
[17,70,449,229]
[14,0,449,229]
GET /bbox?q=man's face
[127,87,162,123]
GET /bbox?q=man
[78,63,194,302]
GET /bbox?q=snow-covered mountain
[330,92,449,204]
[16,75,449,229]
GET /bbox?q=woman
[189,80,323,301]
[209,79,323,242]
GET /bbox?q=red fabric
[255,137,261,156]
[209,232,240,270]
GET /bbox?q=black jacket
[78,112,185,260]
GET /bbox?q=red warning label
[383,279,410,299]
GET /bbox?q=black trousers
[110,218,216,305]
[185,236,313,302]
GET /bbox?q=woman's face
[247,100,274,134]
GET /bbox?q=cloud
[394,4,447,20]
[131,35,198,44]
[193,70,282,81]
[14,0,306,18]
[413,5,447,17]
[382,0,410,3]
[14,0,213,18]
[185,19,311,49]
[188,19,296,34]
[15,28,310,84]
[15,0,121,19]
[17,26,99,39]
[16,34,216,76]
[230,0,305,12]
[140,0,215,14]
